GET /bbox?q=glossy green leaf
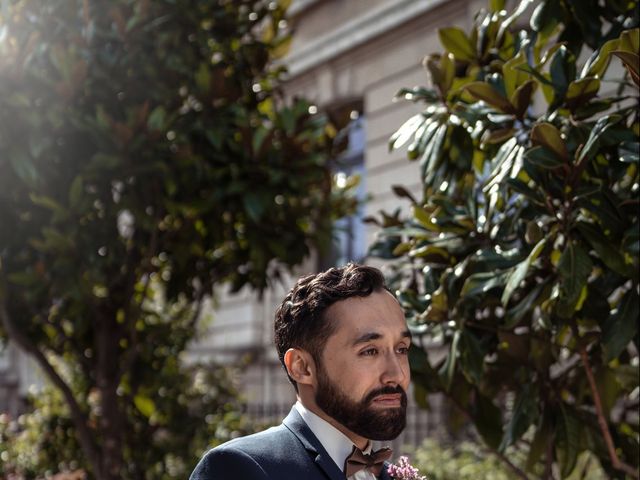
[556,243,592,316]
[523,145,565,169]
[576,222,631,276]
[530,122,568,161]
[601,289,639,361]
[389,114,425,151]
[459,329,488,385]
[489,0,506,12]
[577,114,622,163]
[473,392,503,450]
[461,270,509,297]
[499,384,538,452]
[134,394,156,418]
[439,330,460,391]
[502,238,546,305]
[618,27,640,53]
[464,82,515,113]
[556,406,581,478]
[510,80,536,119]
[438,27,475,62]
[580,38,619,78]
[527,414,551,472]
[549,45,576,103]
[565,77,600,108]
[612,50,640,86]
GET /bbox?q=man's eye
[397,346,409,355]
[361,348,378,356]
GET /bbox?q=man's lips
[371,394,402,406]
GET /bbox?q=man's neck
[296,396,369,450]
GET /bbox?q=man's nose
[381,351,408,385]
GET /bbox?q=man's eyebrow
[352,332,382,346]
[351,330,412,346]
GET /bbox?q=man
[190,263,411,480]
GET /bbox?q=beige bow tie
[344,445,392,477]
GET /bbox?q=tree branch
[578,343,639,479]
[447,395,531,480]
[0,300,103,479]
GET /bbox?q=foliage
[410,438,607,480]
[0,359,253,480]
[0,0,355,478]
[370,0,639,478]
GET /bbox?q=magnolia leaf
[438,27,475,62]
[499,384,537,452]
[502,238,546,305]
[565,77,601,109]
[502,47,531,98]
[134,394,156,418]
[461,270,509,297]
[69,175,84,209]
[472,392,503,450]
[530,122,568,161]
[580,38,619,78]
[523,145,565,169]
[465,82,515,114]
[577,222,631,276]
[556,243,592,317]
[510,80,536,119]
[489,0,506,13]
[556,406,581,478]
[612,50,640,87]
[439,330,460,391]
[527,415,551,472]
[578,114,622,163]
[391,185,418,204]
[389,114,425,151]
[601,289,639,361]
[618,27,639,53]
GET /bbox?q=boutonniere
[387,456,427,480]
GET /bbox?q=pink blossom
[387,456,427,480]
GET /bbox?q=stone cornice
[284,0,446,77]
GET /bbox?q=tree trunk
[96,315,125,480]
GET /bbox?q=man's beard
[314,364,407,441]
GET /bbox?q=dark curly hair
[274,263,390,389]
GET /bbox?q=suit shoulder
[217,424,298,455]
[190,442,270,480]
[190,425,308,480]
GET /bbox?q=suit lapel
[378,462,393,480]
[283,407,346,480]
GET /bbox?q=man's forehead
[324,292,408,337]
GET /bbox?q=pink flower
[387,456,427,480]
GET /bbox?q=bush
[0,361,253,479]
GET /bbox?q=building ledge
[284,0,446,77]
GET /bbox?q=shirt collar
[294,401,371,473]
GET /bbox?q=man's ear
[284,348,315,386]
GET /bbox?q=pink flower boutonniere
[387,456,427,480]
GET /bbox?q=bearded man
[190,263,411,480]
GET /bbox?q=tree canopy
[0,1,354,478]
[371,0,639,478]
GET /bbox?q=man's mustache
[363,385,407,406]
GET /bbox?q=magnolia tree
[0,1,355,479]
[370,0,639,478]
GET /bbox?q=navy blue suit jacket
[190,407,393,480]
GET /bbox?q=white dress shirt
[294,401,377,480]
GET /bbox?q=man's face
[313,290,410,441]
